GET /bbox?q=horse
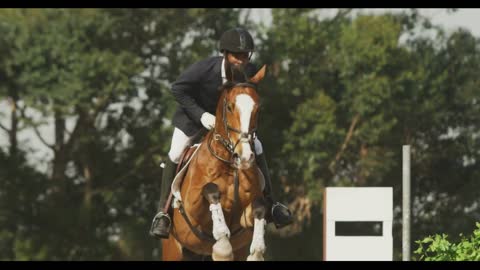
[161,65,268,261]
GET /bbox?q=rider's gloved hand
[200,112,216,130]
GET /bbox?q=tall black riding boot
[256,152,294,229]
[150,158,177,239]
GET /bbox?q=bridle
[208,82,258,166]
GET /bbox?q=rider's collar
[221,57,227,84]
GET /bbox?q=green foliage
[414,222,480,261]
[282,91,339,192]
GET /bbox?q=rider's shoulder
[191,56,222,68]
[183,56,222,74]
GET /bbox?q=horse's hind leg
[202,182,233,261]
[247,197,267,261]
[161,237,182,261]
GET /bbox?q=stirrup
[152,211,170,222]
[149,212,171,238]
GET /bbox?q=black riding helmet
[219,27,255,54]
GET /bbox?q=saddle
[176,145,198,175]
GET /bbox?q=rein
[208,82,258,166]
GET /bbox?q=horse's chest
[214,174,256,209]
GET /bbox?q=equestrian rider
[150,27,294,239]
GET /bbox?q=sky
[2,8,480,173]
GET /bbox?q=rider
[150,27,293,239]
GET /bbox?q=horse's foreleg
[202,182,233,261]
[247,197,267,261]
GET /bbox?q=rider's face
[226,51,250,69]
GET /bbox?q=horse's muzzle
[232,152,254,170]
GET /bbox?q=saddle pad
[171,143,202,206]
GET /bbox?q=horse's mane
[218,64,258,93]
[218,80,258,92]
[218,81,237,92]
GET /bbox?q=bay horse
[162,65,268,261]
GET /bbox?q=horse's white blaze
[236,94,255,161]
[249,217,266,254]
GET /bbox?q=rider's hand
[200,112,216,130]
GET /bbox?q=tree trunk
[8,98,18,158]
[357,143,369,186]
[83,164,92,210]
[51,111,66,194]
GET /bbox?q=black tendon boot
[256,153,293,229]
[150,158,177,239]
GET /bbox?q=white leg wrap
[209,203,231,240]
[249,218,266,254]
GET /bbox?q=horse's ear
[248,65,266,84]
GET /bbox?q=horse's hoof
[212,236,233,261]
[247,251,264,261]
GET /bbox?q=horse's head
[214,65,266,170]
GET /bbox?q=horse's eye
[227,104,233,113]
